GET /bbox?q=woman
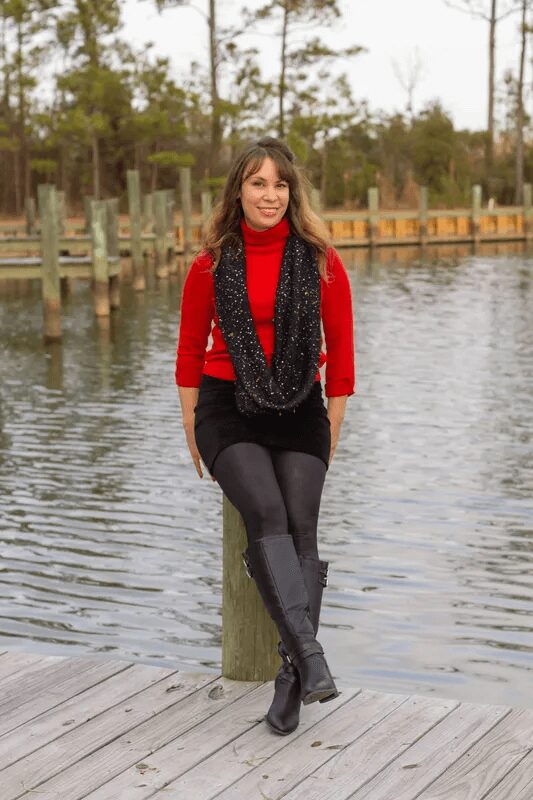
[175,137,355,735]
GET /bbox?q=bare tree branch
[443,0,521,21]
[391,47,425,119]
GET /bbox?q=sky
[122,0,527,132]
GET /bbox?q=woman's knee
[212,443,289,538]
[245,496,288,538]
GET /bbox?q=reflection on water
[1,242,532,709]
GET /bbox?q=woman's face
[239,157,290,231]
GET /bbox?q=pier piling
[472,185,482,246]
[37,184,61,342]
[25,197,36,236]
[419,186,428,246]
[222,497,278,681]
[154,190,170,279]
[179,167,193,258]
[523,183,532,243]
[105,198,121,309]
[368,187,379,246]
[91,200,110,317]
[127,170,146,291]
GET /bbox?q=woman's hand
[328,416,342,465]
[178,386,217,482]
[327,394,348,466]
[182,416,217,482]
[183,417,205,479]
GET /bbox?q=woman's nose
[262,184,277,200]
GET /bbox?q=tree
[51,0,124,198]
[219,41,275,155]
[514,0,529,202]
[391,47,425,120]
[125,45,191,190]
[285,71,360,205]
[245,0,363,138]
[444,0,520,184]
[149,0,242,177]
[0,0,53,213]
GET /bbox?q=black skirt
[194,374,331,477]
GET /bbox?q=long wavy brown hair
[203,137,332,281]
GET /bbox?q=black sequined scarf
[214,232,322,417]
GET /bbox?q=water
[1,244,532,709]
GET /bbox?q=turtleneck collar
[240,215,290,248]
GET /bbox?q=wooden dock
[1,649,532,799]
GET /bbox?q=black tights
[211,442,327,559]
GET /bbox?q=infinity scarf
[214,231,322,417]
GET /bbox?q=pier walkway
[0,648,532,799]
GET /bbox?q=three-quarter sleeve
[322,248,355,397]
[175,252,215,387]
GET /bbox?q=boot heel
[294,651,338,705]
[302,687,339,705]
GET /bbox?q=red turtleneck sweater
[175,217,355,397]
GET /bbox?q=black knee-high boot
[264,555,329,735]
[242,535,338,708]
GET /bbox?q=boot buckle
[241,550,253,578]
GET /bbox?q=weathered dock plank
[483,749,533,800]
[0,651,64,683]
[0,658,132,736]
[2,668,218,799]
[412,708,533,800]
[346,703,513,800]
[84,684,359,800]
[0,655,115,716]
[185,691,459,800]
[13,676,257,800]
[0,651,531,800]
[0,662,177,767]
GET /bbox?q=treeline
[0,0,531,216]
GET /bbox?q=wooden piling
[472,184,482,246]
[419,186,428,245]
[57,190,70,296]
[106,198,121,309]
[90,200,110,317]
[201,190,212,228]
[83,195,94,234]
[523,183,532,243]
[127,170,145,291]
[37,184,61,342]
[25,197,36,236]
[310,187,321,215]
[166,190,177,275]
[222,497,279,681]
[368,187,379,246]
[166,189,175,232]
[166,192,178,275]
[154,190,170,279]
[142,192,154,233]
[179,167,193,257]
[57,190,66,235]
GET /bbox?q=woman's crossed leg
[211,442,327,558]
